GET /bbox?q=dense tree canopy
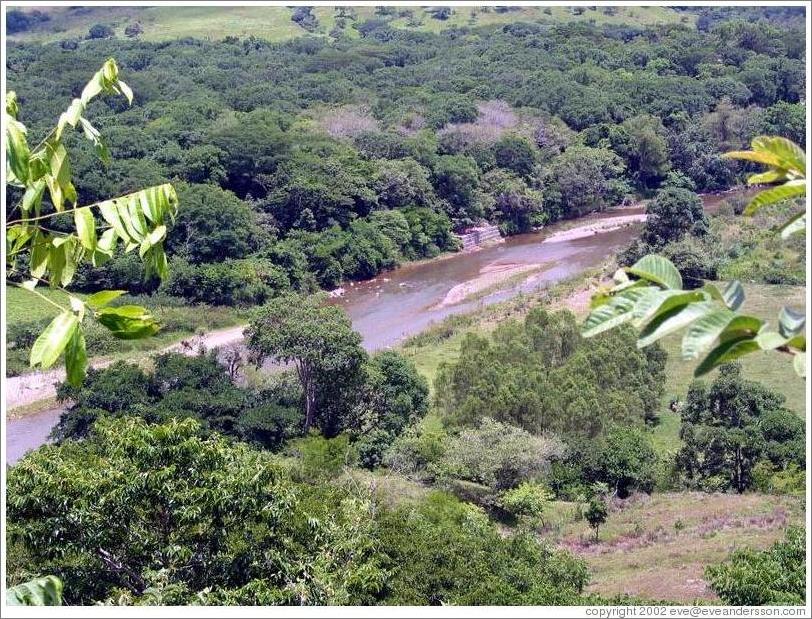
[436,308,667,437]
[6,12,804,307]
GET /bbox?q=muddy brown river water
[4,190,754,464]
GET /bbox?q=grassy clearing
[5,285,246,377]
[9,6,693,44]
[541,492,804,602]
[4,285,86,324]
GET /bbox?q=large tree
[641,184,707,248]
[676,364,803,493]
[246,294,367,432]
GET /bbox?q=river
[4,190,751,464]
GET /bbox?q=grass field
[543,492,804,602]
[5,285,245,377]
[9,6,694,44]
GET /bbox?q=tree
[641,185,707,248]
[675,364,802,493]
[481,169,545,235]
[543,145,628,219]
[5,59,178,385]
[87,23,114,39]
[432,154,482,226]
[246,294,367,432]
[619,115,671,192]
[584,496,608,541]
[492,134,539,179]
[166,183,257,263]
[7,416,385,605]
[582,137,806,379]
[589,427,657,498]
[705,527,805,605]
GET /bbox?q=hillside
[7,6,694,43]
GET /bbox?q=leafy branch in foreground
[582,136,806,378]
[5,59,178,385]
[6,575,63,606]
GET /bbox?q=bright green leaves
[30,311,80,372]
[65,328,88,386]
[626,254,683,290]
[583,136,807,379]
[74,207,97,250]
[5,59,178,386]
[6,576,63,606]
[724,136,806,238]
[95,184,178,279]
[86,289,126,309]
[4,92,30,184]
[582,255,805,377]
[21,285,158,385]
[96,305,161,340]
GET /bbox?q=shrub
[87,23,114,39]
[706,527,806,605]
[500,482,554,522]
[433,418,566,492]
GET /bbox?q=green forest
[3,4,808,609]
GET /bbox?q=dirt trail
[6,324,247,412]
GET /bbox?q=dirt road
[6,324,247,412]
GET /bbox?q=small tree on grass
[585,496,608,541]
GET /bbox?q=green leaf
[86,289,126,309]
[6,91,20,117]
[74,207,97,250]
[30,311,79,370]
[96,305,160,340]
[694,337,762,377]
[631,289,706,328]
[582,288,651,338]
[682,309,763,360]
[793,353,805,378]
[744,181,805,216]
[30,231,49,278]
[755,331,790,351]
[21,178,46,214]
[637,301,715,349]
[627,254,683,290]
[56,98,84,140]
[98,200,132,242]
[6,576,63,606]
[64,327,88,386]
[78,116,110,164]
[751,135,806,176]
[722,281,744,311]
[5,114,30,183]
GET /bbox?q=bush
[706,527,806,605]
[433,418,566,492]
[500,482,553,521]
[237,403,303,451]
[288,432,358,479]
[87,23,114,39]
[376,491,589,604]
